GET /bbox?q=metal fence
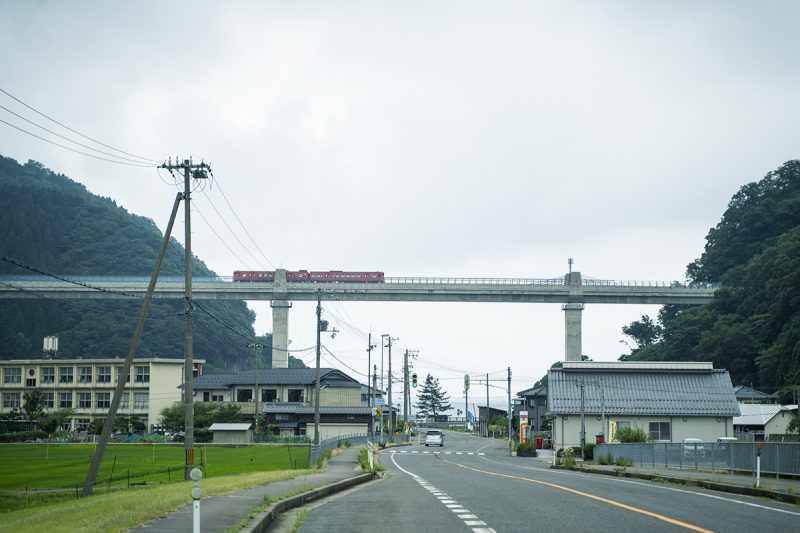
[308,433,411,466]
[594,442,800,477]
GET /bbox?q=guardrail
[594,442,800,476]
[383,277,566,286]
[0,274,720,289]
[308,433,369,466]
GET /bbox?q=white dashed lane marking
[390,451,497,533]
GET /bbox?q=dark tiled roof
[733,385,778,401]
[517,384,547,397]
[262,404,372,415]
[192,368,360,389]
[547,366,740,417]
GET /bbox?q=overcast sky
[1,1,798,413]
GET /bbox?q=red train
[233,270,385,283]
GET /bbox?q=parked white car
[682,438,705,458]
[425,430,444,447]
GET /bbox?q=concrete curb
[553,465,800,505]
[240,472,375,533]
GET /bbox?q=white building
[547,361,740,448]
[0,357,201,432]
[734,403,799,441]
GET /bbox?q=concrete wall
[553,414,734,448]
[318,423,367,441]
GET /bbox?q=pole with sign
[464,374,470,432]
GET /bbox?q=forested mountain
[623,161,800,399]
[0,155,304,371]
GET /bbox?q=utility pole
[463,374,470,432]
[387,336,394,437]
[403,350,408,432]
[249,343,261,433]
[380,334,389,396]
[367,333,375,439]
[486,373,490,437]
[314,291,322,445]
[373,364,378,437]
[600,378,605,442]
[507,367,512,456]
[578,379,586,459]
[164,158,210,480]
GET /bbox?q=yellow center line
[440,456,713,533]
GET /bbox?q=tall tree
[414,373,452,419]
[621,315,662,349]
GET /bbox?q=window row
[2,391,149,410]
[221,388,304,403]
[3,365,150,385]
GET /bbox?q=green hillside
[623,161,800,399]
[0,155,302,371]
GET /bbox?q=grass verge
[0,468,314,533]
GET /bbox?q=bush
[563,446,576,467]
[0,430,48,442]
[617,426,651,443]
[195,429,213,443]
[517,442,537,457]
[583,443,596,460]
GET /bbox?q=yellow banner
[609,421,617,443]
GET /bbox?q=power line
[208,179,276,269]
[192,203,254,270]
[0,87,160,164]
[197,192,267,270]
[0,254,168,299]
[0,103,156,165]
[0,117,155,168]
[321,344,368,378]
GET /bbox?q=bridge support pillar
[270,269,292,369]
[563,270,584,362]
[270,300,292,368]
[563,303,584,361]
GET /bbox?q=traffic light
[412,372,418,388]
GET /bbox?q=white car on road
[425,430,444,447]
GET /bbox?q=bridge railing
[383,277,566,286]
[583,279,720,289]
[0,275,720,289]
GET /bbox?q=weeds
[290,508,309,532]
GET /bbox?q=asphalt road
[299,430,800,532]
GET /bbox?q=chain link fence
[594,441,800,477]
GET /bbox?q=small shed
[208,423,253,444]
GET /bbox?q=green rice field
[0,443,309,491]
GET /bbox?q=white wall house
[0,357,200,432]
[547,362,740,449]
[734,403,799,440]
[192,367,370,438]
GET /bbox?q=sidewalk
[561,460,800,504]
[135,446,365,532]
